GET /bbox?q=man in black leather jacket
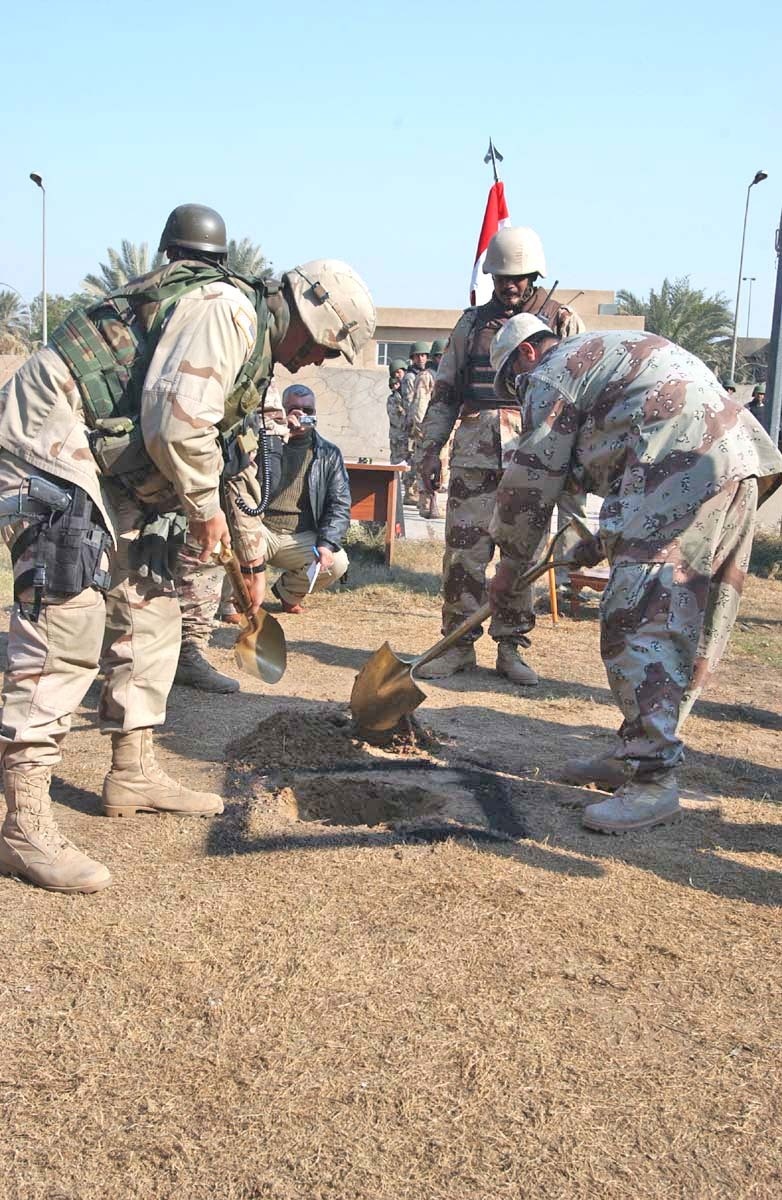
[259,384,351,614]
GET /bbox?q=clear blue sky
[2,0,781,335]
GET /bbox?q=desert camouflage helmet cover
[284,259,376,364]
[490,313,553,398]
[158,204,228,255]
[483,225,547,277]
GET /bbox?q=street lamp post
[29,172,47,345]
[742,276,756,338]
[729,169,768,381]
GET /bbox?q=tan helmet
[490,314,552,398]
[482,226,547,277]
[283,259,376,364]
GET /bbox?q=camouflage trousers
[601,477,757,775]
[441,465,587,643]
[0,452,180,772]
[177,540,223,646]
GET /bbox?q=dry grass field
[1,535,780,1199]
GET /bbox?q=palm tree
[83,241,165,296]
[227,238,271,277]
[0,289,32,353]
[617,277,734,373]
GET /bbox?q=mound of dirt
[227,705,439,771]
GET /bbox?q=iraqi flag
[469,180,510,306]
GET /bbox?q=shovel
[350,524,579,732]
[217,546,287,685]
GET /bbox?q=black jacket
[265,430,351,551]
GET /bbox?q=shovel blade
[350,641,427,732]
[234,609,287,684]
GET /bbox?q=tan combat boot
[415,642,477,680]
[174,641,239,694]
[561,753,628,791]
[581,774,682,834]
[0,768,111,893]
[495,640,539,687]
[102,729,224,818]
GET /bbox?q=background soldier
[488,316,782,833]
[400,342,430,502]
[417,226,584,685]
[748,381,766,421]
[411,338,448,518]
[0,205,375,893]
[386,358,411,465]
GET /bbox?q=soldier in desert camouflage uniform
[386,358,410,465]
[411,338,448,518]
[0,205,375,892]
[417,227,584,686]
[486,315,782,833]
[174,382,289,692]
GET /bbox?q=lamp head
[751,170,768,186]
[29,172,44,189]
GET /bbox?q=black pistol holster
[11,484,112,622]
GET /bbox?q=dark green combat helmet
[410,340,431,355]
[158,204,228,256]
[430,338,447,356]
[389,358,408,373]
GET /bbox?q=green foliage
[227,238,271,277]
[0,289,31,352]
[83,241,165,297]
[617,277,734,372]
[29,292,91,345]
[749,532,782,580]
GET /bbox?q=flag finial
[483,139,504,182]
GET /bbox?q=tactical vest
[460,291,564,412]
[48,260,275,486]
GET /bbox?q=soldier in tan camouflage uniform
[411,338,448,518]
[174,382,288,692]
[0,205,375,893]
[486,315,782,833]
[417,227,584,686]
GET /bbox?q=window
[376,341,412,367]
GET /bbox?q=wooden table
[568,566,610,616]
[345,461,407,566]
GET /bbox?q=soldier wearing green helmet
[748,381,766,421]
[411,338,449,517]
[387,358,412,464]
[398,342,431,501]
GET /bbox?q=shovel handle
[215,545,255,619]
[414,523,577,672]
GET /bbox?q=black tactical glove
[130,511,188,587]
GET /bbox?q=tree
[83,240,165,296]
[29,293,91,345]
[0,289,32,353]
[617,277,734,374]
[227,238,271,277]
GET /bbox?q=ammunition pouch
[87,416,155,488]
[11,485,112,622]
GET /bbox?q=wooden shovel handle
[414,523,578,672]
[216,545,255,619]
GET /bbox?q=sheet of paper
[306,558,321,594]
